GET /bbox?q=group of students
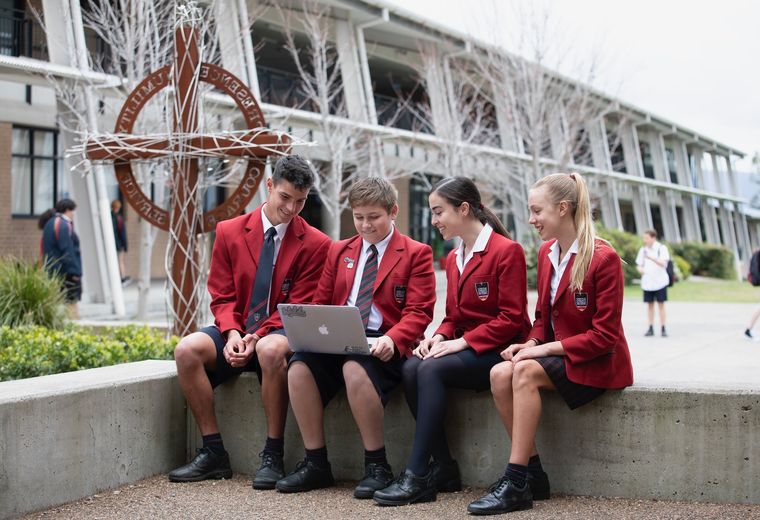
[168,154,634,515]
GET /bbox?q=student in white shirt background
[636,229,670,337]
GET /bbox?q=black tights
[403,348,503,476]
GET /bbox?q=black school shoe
[373,469,437,506]
[527,469,550,500]
[252,451,285,490]
[275,459,335,493]
[354,462,394,499]
[430,459,462,492]
[467,476,533,515]
[168,447,232,482]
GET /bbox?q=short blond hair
[348,177,398,212]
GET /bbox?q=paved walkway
[80,271,760,391]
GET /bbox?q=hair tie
[569,173,577,182]
[478,203,484,210]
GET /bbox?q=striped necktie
[355,244,378,329]
[246,227,277,333]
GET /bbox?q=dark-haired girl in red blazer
[468,173,634,515]
[374,176,531,506]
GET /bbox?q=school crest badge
[475,281,489,301]
[574,292,588,311]
[394,285,407,304]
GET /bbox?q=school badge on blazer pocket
[574,291,588,311]
[394,285,407,304]
[475,281,489,301]
[281,278,292,295]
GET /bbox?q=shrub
[524,243,538,290]
[0,324,177,382]
[672,254,691,281]
[0,256,67,329]
[595,226,642,285]
[671,242,736,280]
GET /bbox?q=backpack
[749,250,760,286]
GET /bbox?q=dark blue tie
[246,227,277,333]
[355,244,378,329]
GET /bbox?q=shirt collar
[548,238,579,266]
[362,225,395,257]
[261,204,289,241]
[456,223,493,263]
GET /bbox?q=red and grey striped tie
[355,244,378,329]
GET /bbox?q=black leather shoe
[252,451,285,490]
[354,462,394,499]
[168,448,232,482]
[275,459,334,493]
[430,459,462,492]
[467,477,532,515]
[373,469,437,506]
[527,470,550,500]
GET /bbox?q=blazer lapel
[553,254,576,305]
[270,216,304,303]
[375,229,402,289]
[244,207,264,269]
[343,237,361,299]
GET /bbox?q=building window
[639,141,655,179]
[665,148,679,184]
[11,126,66,217]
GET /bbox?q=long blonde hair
[532,172,595,291]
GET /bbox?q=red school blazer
[529,239,633,389]
[312,228,436,358]
[207,206,331,337]
[435,232,532,354]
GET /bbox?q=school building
[0,0,753,311]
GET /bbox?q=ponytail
[532,172,596,291]
[38,208,56,230]
[431,176,511,239]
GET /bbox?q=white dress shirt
[346,228,395,331]
[455,223,493,274]
[636,241,670,291]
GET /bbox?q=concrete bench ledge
[0,361,186,520]
[199,373,760,504]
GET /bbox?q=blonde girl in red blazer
[374,176,532,506]
[468,173,634,515]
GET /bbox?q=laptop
[278,304,379,355]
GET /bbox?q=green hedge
[595,226,642,285]
[0,324,177,382]
[671,242,735,280]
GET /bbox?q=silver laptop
[278,304,378,355]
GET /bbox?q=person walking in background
[110,199,131,286]
[636,229,670,337]
[39,198,82,319]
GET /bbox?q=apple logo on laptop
[318,324,329,335]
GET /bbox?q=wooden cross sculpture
[86,6,291,336]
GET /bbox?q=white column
[41,0,123,311]
[620,122,652,233]
[673,141,700,242]
[692,149,720,244]
[334,19,369,123]
[648,132,680,241]
[587,119,622,230]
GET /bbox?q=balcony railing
[0,7,48,60]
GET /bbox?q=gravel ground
[20,474,760,520]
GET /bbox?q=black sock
[364,447,388,467]
[527,454,543,474]
[305,446,329,467]
[202,433,225,455]
[264,436,284,456]
[504,463,527,487]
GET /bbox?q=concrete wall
[0,361,186,520]
[191,374,760,504]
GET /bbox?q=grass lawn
[624,277,760,303]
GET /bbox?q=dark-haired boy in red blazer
[169,155,331,489]
[276,177,436,498]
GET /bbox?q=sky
[383,0,760,172]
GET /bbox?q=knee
[490,361,514,394]
[174,336,202,370]
[343,361,371,392]
[287,361,311,390]
[512,361,541,392]
[256,335,289,372]
[402,356,421,384]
